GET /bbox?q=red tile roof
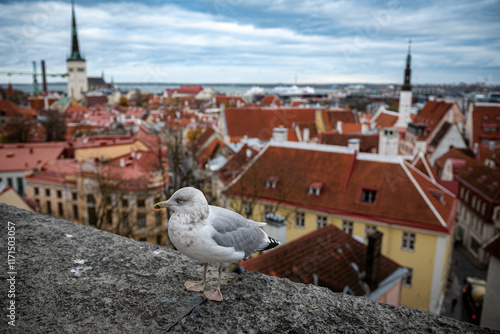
[215,96,246,107]
[414,100,453,135]
[434,147,474,177]
[477,144,500,167]
[25,159,79,184]
[259,95,282,107]
[471,105,500,146]
[326,109,355,126]
[341,123,362,134]
[224,143,456,233]
[455,156,500,202]
[165,85,204,97]
[223,107,323,142]
[0,142,69,172]
[0,100,23,117]
[319,133,379,153]
[241,225,401,296]
[373,112,398,128]
[216,144,259,185]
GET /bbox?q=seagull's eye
[176,198,183,203]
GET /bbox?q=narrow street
[441,245,487,324]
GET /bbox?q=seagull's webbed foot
[184,263,208,292]
[203,289,223,302]
[184,281,206,292]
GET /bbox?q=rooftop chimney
[348,138,360,152]
[336,121,343,134]
[365,230,383,291]
[303,128,310,142]
[272,127,288,142]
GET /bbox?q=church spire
[402,39,412,91]
[68,0,84,61]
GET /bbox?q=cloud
[0,0,499,85]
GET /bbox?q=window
[459,187,464,199]
[73,204,79,220]
[470,236,481,255]
[86,194,96,204]
[365,225,377,240]
[471,195,476,209]
[106,209,113,225]
[122,214,129,229]
[57,190,62,199]
[137,199,145,209]
[72,192,77,201]
[122,198,128,208]
[46,201,52,215]
[58,202,63,216]
[106,196,112,206]
[403,268,413,287]
[45,188,50,197]
[155,211,162,227]
[295,212,305,228]
[137,213,146,228]
[35,187,39,196]
[309,182,323,196]
[464,190,469,202]
[402,232,416,251]
[243,202,253,218]
[264,205,273,218]
[266,176,279,189]
[342,220,353,235]
[360,189,377,204]
[316,215,327,229]
[17,177,24,196]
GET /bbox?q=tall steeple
[402,39,412,91]
[68,0,84,61]
[66,0,88,100]
[395,39,413,128]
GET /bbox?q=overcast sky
[1,0,499,85]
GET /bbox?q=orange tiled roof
[0,142,69,172]
[216,144,259,185]
[411,152,438,181]
[319,133,379,153]
[373,112,398,128]
[326,109,355,126]
[224,143,456,233]
[215,96,246,107]
[241,225,401,296]
[414,100,453,134]
[0,100,23,117]
[341,123,362,134]
[259,95,282,107]
[223,107,323,141]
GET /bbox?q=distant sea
[2,82,339,95]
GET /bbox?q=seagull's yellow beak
[154,201,170,210]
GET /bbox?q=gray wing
[208,205,268,259]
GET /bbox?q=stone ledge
[0,203,497,333]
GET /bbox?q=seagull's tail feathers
[251,220,266,227]
[262,236,280,252]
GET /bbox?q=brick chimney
[365,230,383,291]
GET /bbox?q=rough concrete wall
[0,203,497,333]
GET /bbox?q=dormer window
[309,182,323,196]
[429,189,445,204]
[266,176,279,189]
[360,188,377,204]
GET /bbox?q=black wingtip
[263,237,280,251]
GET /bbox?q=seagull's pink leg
[204,263,223,302]
[184,263,207,292]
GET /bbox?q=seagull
[154,187,280,302]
